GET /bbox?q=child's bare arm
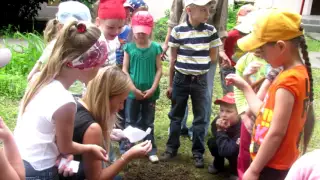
[54,103,107,161]
[247,88,294,175]
[150,54,162,91]
[169,47,178,88]
[0,118,25,180]
[209,47,218,64]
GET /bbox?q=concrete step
[303,24,320,33]
[302,16,320,33]
[302,15,320,25]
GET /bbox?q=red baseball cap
[131,11,154,35]
[214,92,235,105]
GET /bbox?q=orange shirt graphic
[250,65,310,170]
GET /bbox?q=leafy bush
[1,32,44,77]
[227,6,239,31]
[154,9,170,42]
[0,74,27,99]
[0,32,43,99]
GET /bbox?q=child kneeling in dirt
[207,92,240,180]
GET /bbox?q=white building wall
[254,0,312,15]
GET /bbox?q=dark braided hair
[297,30,315,154]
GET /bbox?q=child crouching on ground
[207,92,240,180]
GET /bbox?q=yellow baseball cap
[237,9,303,52]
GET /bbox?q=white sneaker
[149,155,159,163]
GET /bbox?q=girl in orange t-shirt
[225,9,315,180]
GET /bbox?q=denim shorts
[24,160,59,180]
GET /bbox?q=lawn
[1,62,320,180]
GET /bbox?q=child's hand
[216,118,230,131]
[166,87,173,99]
[243,62,263,77]
[143,89,155,99]
[124,140,152,161]
[89,144,108,162]
[0,116,13,143]
[56,154,74,177]
[225,74,249,91]
[110,129,125,141]
[219,51,232,68]
[134,89,145,100]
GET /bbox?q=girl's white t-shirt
[14,80,76,171]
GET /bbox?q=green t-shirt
[124,41,162,101]
[234,53,271,114]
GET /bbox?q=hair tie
[77,23,86,33]
[299,24,304,32]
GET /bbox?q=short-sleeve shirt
[250,65,310,170]
[124,41,162,101]
[169,18,222,75]
[14,80,76,171]
[234,53,271,113]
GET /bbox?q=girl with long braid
[226,9,315,180]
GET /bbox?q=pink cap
[131,11,154,35]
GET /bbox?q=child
[122,11,162,163]
[62,66,152,180]
[128,0,148,15]
[207,92,240,180]
[95,0,127,65]
[285,149,320,180]
[14,20,109,179]
[226,9,315,180]
[27,1,92,82]
[161,0,222,168]
[234,49,271,180]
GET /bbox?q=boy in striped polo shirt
[161,0,222,168]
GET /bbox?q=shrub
[0,74,27,99]
[154,9,170,42]
[227,5,240,31]
[0,0,46,29]
[1,32,44,76]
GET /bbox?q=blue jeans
[166,71,210,157]
[181,62,217,136]
[121,98,157,155]
[24,160,59,180]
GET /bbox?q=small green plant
[0,74,27,99]
[154,9,170,42]
[1,32,44,76]
[227,5,240,31]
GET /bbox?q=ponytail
[43,19,59,43]
[299,34,315,154]
[21,20,101,114]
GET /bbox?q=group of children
[0,0,319,180]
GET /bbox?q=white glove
[243,62,263,76]
[110,129,125,141]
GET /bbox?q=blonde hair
[21,20,101,114]
[82,66,131,152]
[43,19,59,43]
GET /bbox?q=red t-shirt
[224,29,244,66]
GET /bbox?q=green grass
[306,36,320,52]
[1,62,320,179]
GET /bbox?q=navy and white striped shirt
[168,19,222,75]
